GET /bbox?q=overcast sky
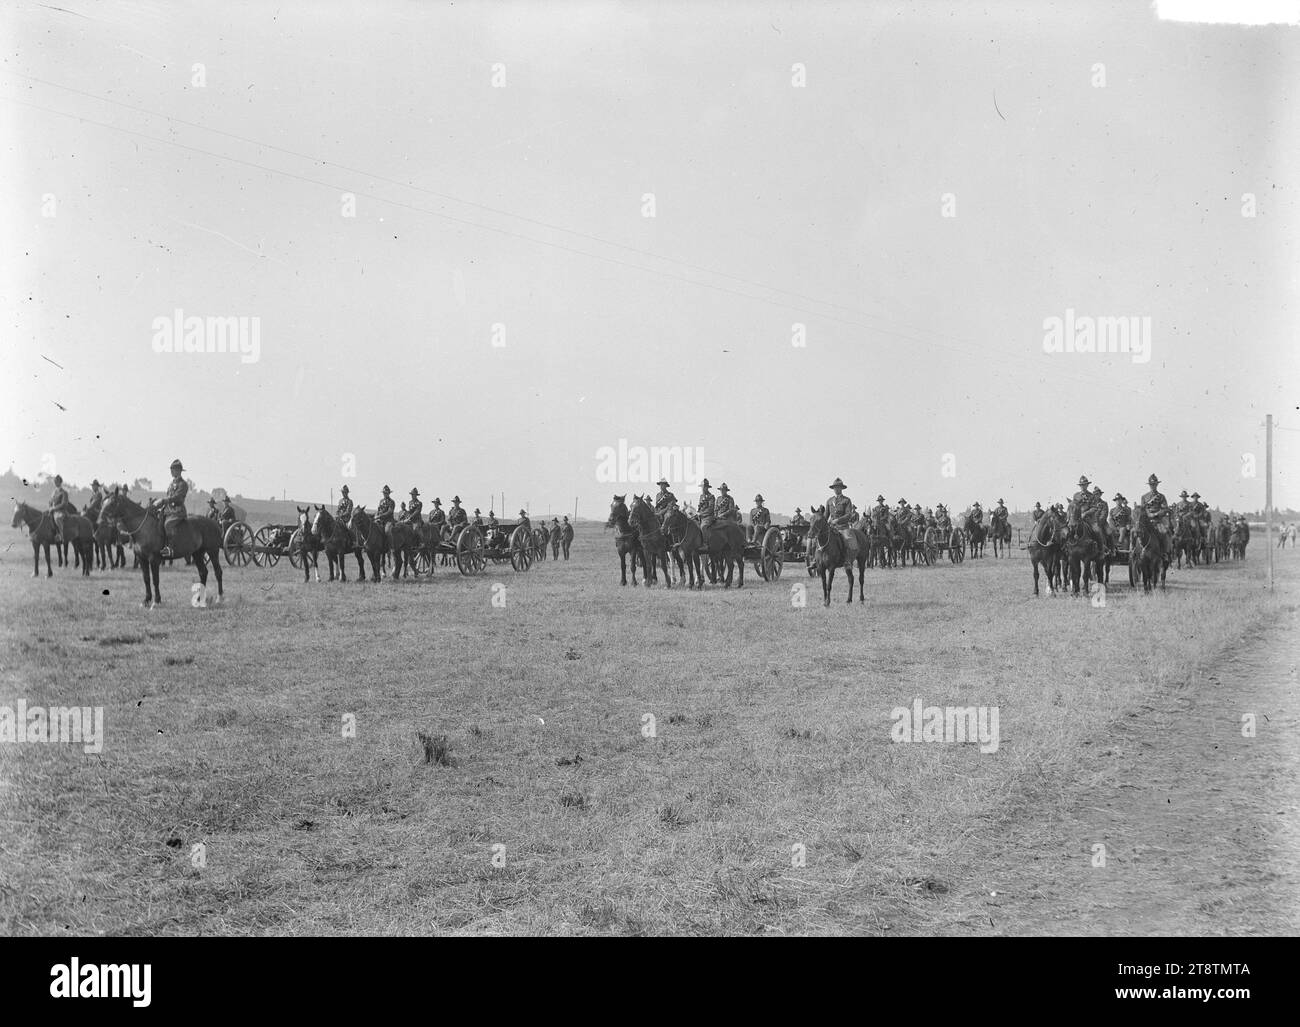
[2,0,1296,516]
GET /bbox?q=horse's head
[10,499,24,530]
[311,504,332,539]
[607,495,628,527]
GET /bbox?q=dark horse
[1065,499,1105,596]
[313,505,366,581]
[1132,505,1168,592]
[348,507,387,582]
[11,501,94,577]
[606,496,644,586]
[1026,507,1064,596]
[963,512,987,558]
[629,495,672,588]
[807,509,870,605]
[990,511,1012,558]
[100,491,224,607]
[662,506,706,589]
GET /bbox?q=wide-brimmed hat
[382,485,391,494]
[340,484,349,493]
[410,487,419,497]
[1191,492,1200,499]
[433,497,442,505]
[795,507,802,513]
[519,508,527,516]
[700,478,711,488]
[828,478,846,489]
[876,495,885,502]
[170,459,184,471]
[998,498,1005,504]
[1112,493,1123,501]
[656,478,670,488]
[754,494,764,502]
[718,483,730,492]
[90,478,101,488]
[474,508,481,514]
[1148,474,1160,484]
[53,474,63,485]
[222,496,232,503]
[1179,490,1189,498]
[452,495,461,503]
[1092,487,1102,495]
[207,497,217,505]
[1077,476,1089,486]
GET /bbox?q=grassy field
[0,525,1293,935]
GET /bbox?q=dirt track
[944,600,1300,936]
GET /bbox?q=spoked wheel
[760,526,784,581]
[1128,548,1137,588]
[509,527,532,572]
[288,528,305,570]
[415,548,433,575]
[456,526,486,575]
[223,521,254,566]
[923,528,939,567]
[253,525,281,567]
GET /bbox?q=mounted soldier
[336,484,354,523]
[375,485,396,527]
[48,474,74,542]
[400,487,423,524]
[992,497,1008,522]
[1139,473,1171,562]
[935,503,952,531]
[826,478,854,530]
[1031,501,1044,522]
[715,483,740,525]
[790,507,808,527]
[85,479,106,522]
[749,494,771,541]
[696,478,716,527]
[158,459,189,557]
[1175,490,1194,523]
[653,478,677,521]
[968,500,984,528]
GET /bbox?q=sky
[2,0,1297,517]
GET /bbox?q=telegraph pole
[1266,413,1274,591]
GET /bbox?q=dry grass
[0,527,1290,935]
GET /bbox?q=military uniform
[968,503,983,527]
[936,506,952,531]
[790,509,807,527]
[992,501,1008,521]
[85,482,105,521]
[49,477,73,540]
[1031,503,1044,522]
[1139,476,1171,559]
[219,498,238,530]
[336,489,354,522]
[517,509,531,532]
[715,486,738,525]
[447,500,468,531]
[473,510,485,529]
[697,481,716,527]
[653,481,677,519]
[826,479,853,529]
[376,489,396,525]
[401,490,423,524]
[428,501,447,535]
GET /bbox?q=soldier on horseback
[158,460,188,557]
[696,479,716,527]
[85,479,105,522]
[992,498,1008,521]
[968,500,983,528]
[749,494,770,541]
[400,488,423,524]
[336,484,354,523]
[653,478,677,521]
[1031,501,1044,522]
[1139,474,1171,562]
[790,507,807,527]
[826,478,854,530]
[715,484,740,525]
[376,486,396,527]
[48,474,74,543]
[935,504,952,532]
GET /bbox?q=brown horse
[1064,499,1105,596]
[990,511,1012,558]
[1026,507,1064,596]
[662,506,706,589]
[1132,505,1168,592]
[314,505,366,581]
[807,509,870,605]
[11,500,94,577]
[605,496,644,586]
[99,491,224,606]
[629,495,672,588]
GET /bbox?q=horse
[1064,499,1106,596]
[348,508,388,581]
[1026,506,1064,595]
[11,501,92,577]
[807,509,870,605]
[963,513,987,559]
[605,496,644,586]
[990,512,1012,558]
[314,505,366,581]
[1172,515,1201,569]
[628,495,672,588]
[1132,505,1168,592]
[99,491,224,607]
[662,506,706,589]
[293,506,324,583]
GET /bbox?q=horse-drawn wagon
[221,521,306,569]
[741,525,788,581]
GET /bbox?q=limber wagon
[221,521,305,569]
